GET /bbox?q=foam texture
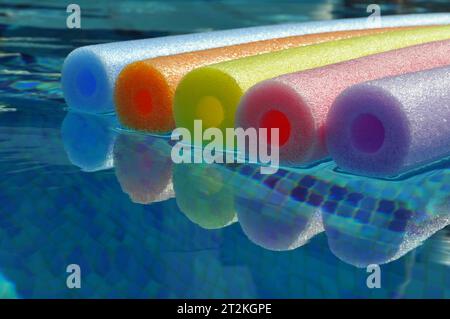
[113,134,174,204]
[61,112,118,172]
[62,13,450,113]
[327,65,450,177]
[174,25,450,145]
[115,26,420,133]
[236,40,450,166]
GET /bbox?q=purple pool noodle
[326,65,450,177]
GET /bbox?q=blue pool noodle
[61,13,450,113]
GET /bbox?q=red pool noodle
[235,39,450,165]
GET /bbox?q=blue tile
[323,201,338,214]
[355,209,371,224]
[307,193,323,207]
[388,220,407,232]
[329,186,347,201]
[394,208,413,221]
[263,175,281,189]
[291,186,308,202]
[377,200,396,214]
[346,192,364,205]
[300,175,316,188]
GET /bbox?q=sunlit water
[0,0,450,298]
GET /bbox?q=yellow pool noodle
[174,25,450,145]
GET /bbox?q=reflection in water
[319,166,450,267]
[48,114,450,297]
[223,166,323,251]
[59,119,450,269]
[212,161,450,267]
[236,195,322,251]
[61,112,118,172]
[111,132,238,229]
[113,133,174,204]
[173,163,237,229]
[107,132,450,268]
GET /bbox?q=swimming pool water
[0,0,450,298]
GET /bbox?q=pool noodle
[236,39,450,166]
[62,13,450,113]
[326,65,450,178]
[174,25,450,145]
[115,26,422,133]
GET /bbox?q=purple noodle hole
[351,113,385,154]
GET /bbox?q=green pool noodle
[174,25,450,146]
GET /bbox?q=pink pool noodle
[326,65,450,177]
[235,39,450,166]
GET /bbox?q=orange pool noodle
[115,26,421,133]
